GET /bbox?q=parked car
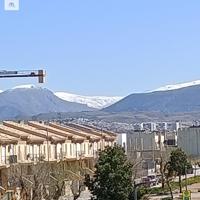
[141,175,159,187]
[141,177,151,187]
[147,175,159,186]
[187,167,193,174]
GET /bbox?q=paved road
[77,190,91,200]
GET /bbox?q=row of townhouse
[0,121,117,196]
[0,121,116,166]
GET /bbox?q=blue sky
[0,1,200,96]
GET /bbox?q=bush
[137,187,148,199]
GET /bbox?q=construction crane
[0,69,45,83]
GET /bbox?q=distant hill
[32,110,200,124]
[103,84,200,113]
[0,85,93,120]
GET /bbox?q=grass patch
[139,176,200,197]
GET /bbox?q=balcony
[26,154,46,162]
[76,151,85,159]
[0,155,17,166]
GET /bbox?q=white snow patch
[12,84,40,90]
[152,80,200,92]
[55,92,123,109]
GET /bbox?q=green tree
[85,145,133,200]
[168,148,191,193]
[165,162,176,199]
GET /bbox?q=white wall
[117,133,127,152]
[178,127,200,156]
[127,131,164,152]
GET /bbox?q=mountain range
[1,80,200,120]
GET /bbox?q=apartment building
[141,122,157,132]
[0,121,116,197]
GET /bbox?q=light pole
[195,163,197,177]
[133,183,144,200]
[46,128,50,164]
[185,165,188,191]
[46,128,51,186]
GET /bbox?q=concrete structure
[127,131,165,155]
[178,126,200,156]
[127,130,165,177]
[0,121,116,197]
[164,132,177,146]
[116,133,127,152]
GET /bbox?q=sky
[1,1,200,96]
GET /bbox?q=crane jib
[0,70,45,83]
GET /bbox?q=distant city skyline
[1,1,200,96]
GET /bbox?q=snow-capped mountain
[55,92,123,109]
[0,85,93,120]
[152,80,200,92]
[103,82,200,113]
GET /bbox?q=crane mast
[0,69,45,83]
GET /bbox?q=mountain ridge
[0,86,93,119]
[0,85,123,109]
[103,84,200,113]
